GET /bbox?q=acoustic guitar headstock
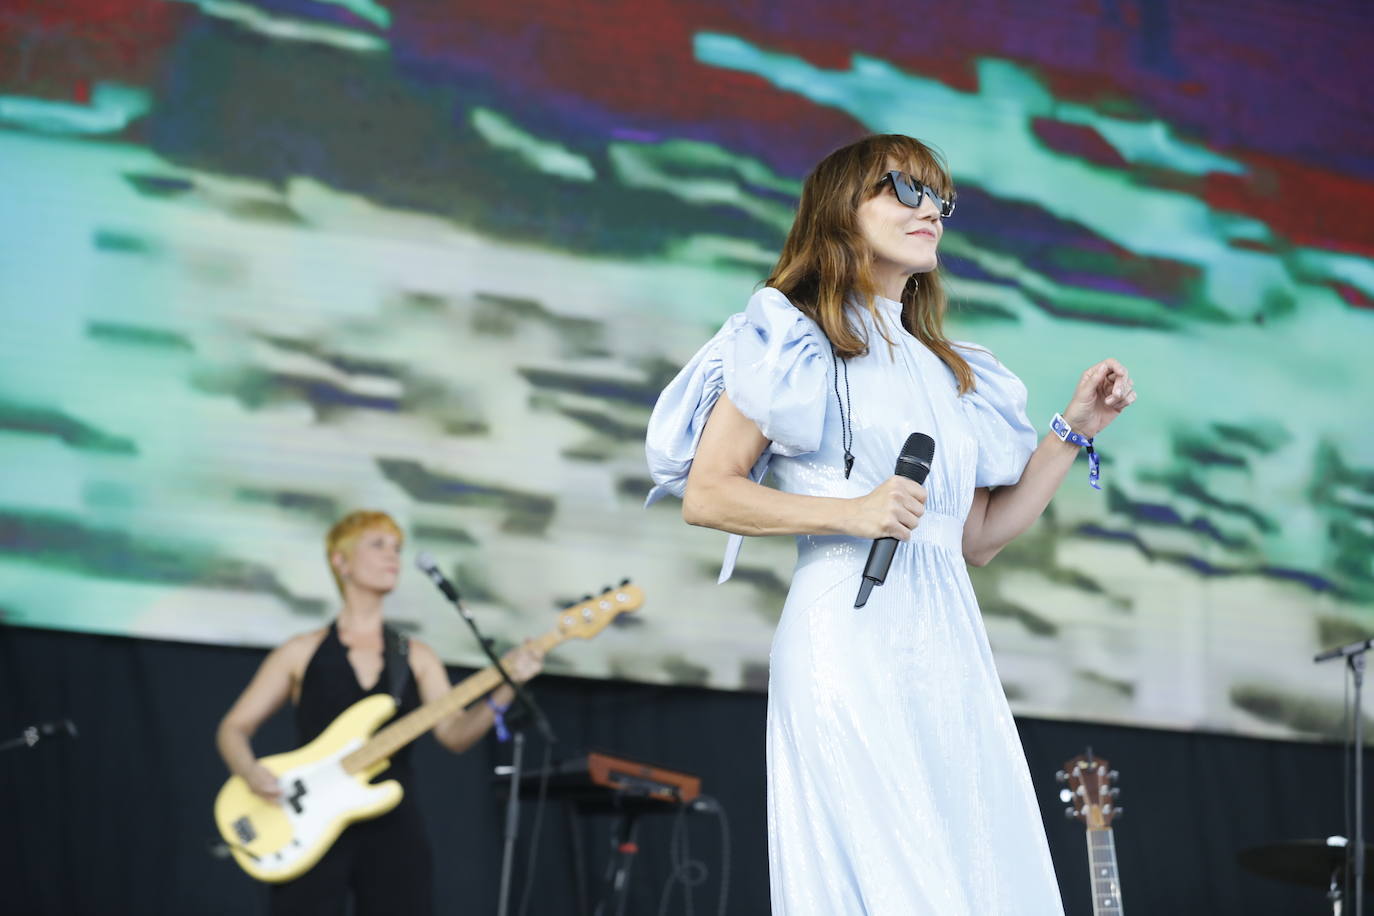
[1057,749,1121,830]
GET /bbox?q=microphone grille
[414,551,438,574]
[900,433,935,464]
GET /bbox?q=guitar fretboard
[341,628,563,774]
[1087,827,1123,916]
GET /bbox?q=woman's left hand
[502,639,545,684]
[1061,358,1136,439]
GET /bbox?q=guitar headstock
[1057,749,1121,830]
[552,581,644,641]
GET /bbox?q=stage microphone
[415,551,461,603]
[854,433,935,608]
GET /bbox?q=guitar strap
[382,624,411,704]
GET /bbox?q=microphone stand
[443,589,557,745]
[498,730,527,916]
[1317,637,1374,915]
[427,574,556,916]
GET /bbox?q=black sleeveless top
[296,622,423,786]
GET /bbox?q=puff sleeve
[956,343,1038,488]
[644,290,829,582]
[645,288,829,503]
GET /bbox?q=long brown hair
[767,134,975,394]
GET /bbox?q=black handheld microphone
[415,551,461,604]
[854,433,936,608]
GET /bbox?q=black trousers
[269,799,433,916]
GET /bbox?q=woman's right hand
[845,476,927,540]
[245,763,283,801]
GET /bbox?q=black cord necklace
[831,344,854,478]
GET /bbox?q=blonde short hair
[325,510,404,595]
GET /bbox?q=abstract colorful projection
[1,0,1371,739]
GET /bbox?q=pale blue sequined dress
[646,288,1064,915]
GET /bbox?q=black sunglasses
[879,170,955,218]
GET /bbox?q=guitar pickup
[286,779,308,814]
[232,816,257,844]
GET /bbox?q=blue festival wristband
[1050,413,1101,490]
[486,696,511,743]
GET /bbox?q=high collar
[873,293,904,317]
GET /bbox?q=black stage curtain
[0,625,1359,915]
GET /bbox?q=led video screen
[2,0,1371,739]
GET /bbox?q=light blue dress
[646,288,1065,915]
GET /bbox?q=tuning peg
[558,600,576,610]
[581,594,593,603]
[1064,807,1078,819]
[1108,770,1120,783]
[1059,788,1072,803]
[1109,787,1120,798]
[1114,806,1124,820]
[601,585,613,595]
[620,577,631,586]
[1055,770,1067,784]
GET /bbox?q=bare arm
[961,437,1078,566]
[962,358,1137,566]
[411,640,544,754]
[215,634,316,799]
[682,392,926,540]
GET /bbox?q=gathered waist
[795,510,966,567]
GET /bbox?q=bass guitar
[214,582,644,883]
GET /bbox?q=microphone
[415,551,461,604]
[1,718,78,752]
[414,551,557,743]
[854,433,935,608]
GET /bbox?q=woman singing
[645,135,1136,914]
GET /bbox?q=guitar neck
[342,628,563,774]
[1086,827,1123,916]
